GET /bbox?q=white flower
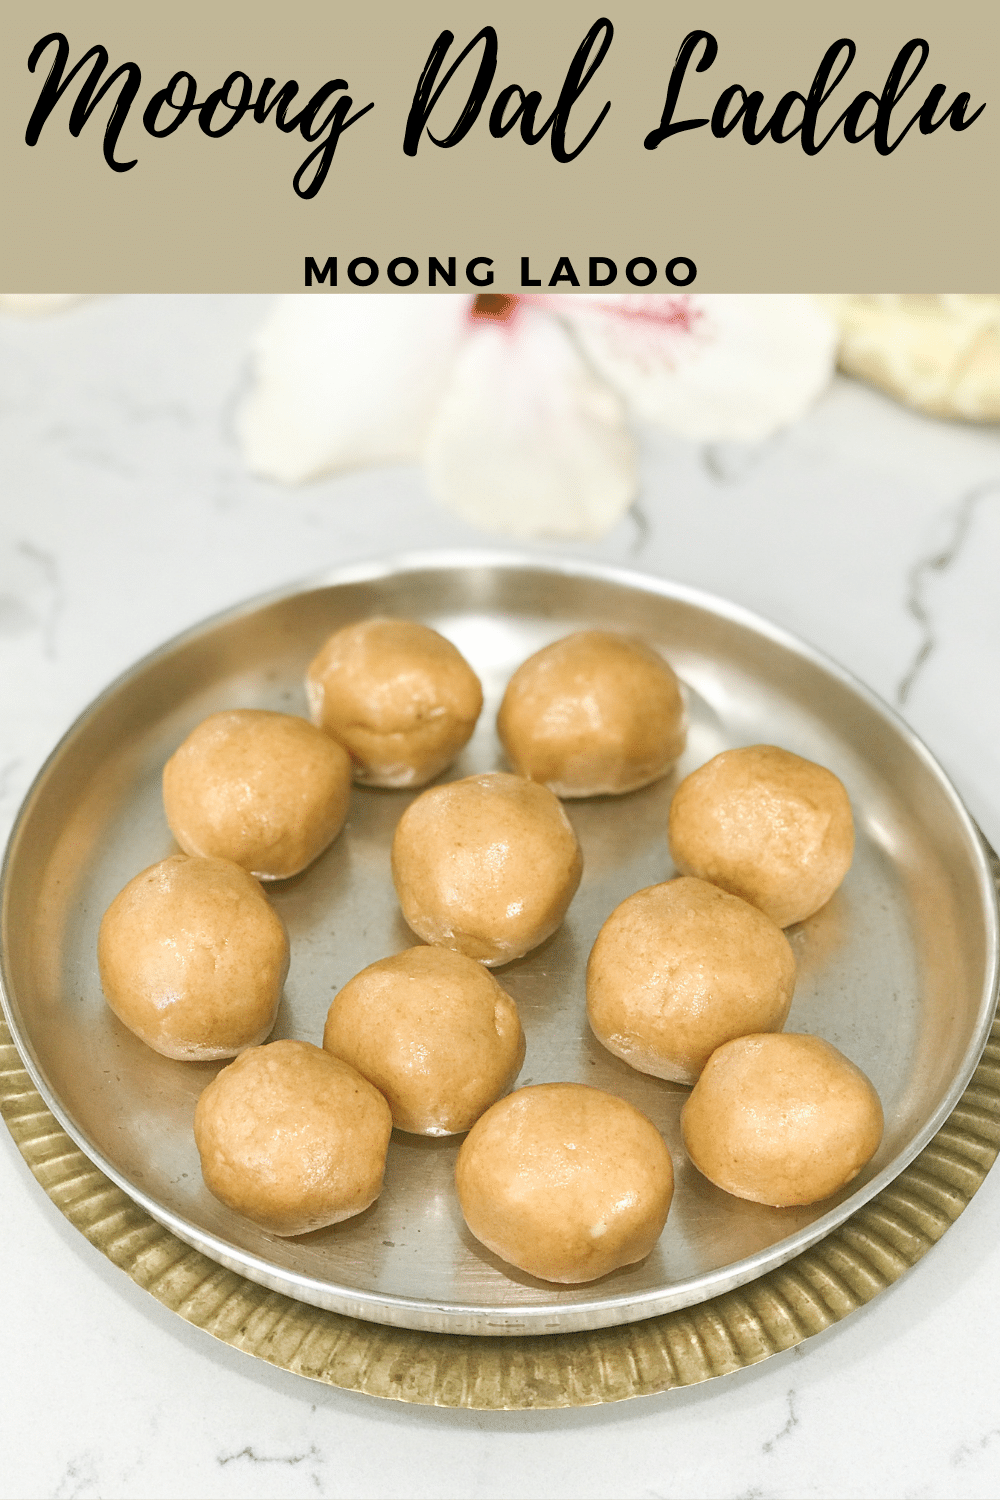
[238,292,837,539]
[423,302,636,539]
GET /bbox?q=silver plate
[2,551,997,1337]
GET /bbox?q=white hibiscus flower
[237,293,837,539]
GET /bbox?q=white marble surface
[1,295,999,1500]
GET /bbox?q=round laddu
[162,708,352,880]
[391,772,583,966]
[97,854,289,1061]
[668,744,854,927]
[194,1039,393,1236]
[323,946,525,1135]
[587,875,796,1085]
[681,1033,884,1207]
[306,617,483,788]
[497,629,686,797]
[455,1083,674,1283]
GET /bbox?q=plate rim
[2,548,997,1335]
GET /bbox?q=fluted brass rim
[4,842,998,1409]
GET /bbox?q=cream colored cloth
[0,294,85,315]
[824,294,1000,423]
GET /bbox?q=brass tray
[2,998,997,1406]
[1,554,998,1363]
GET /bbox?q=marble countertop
[1,295,999,1500]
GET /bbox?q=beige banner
[1,1,995,290]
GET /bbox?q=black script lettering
[293,84,374,198]
[549,257,580,287]
[824,37,985,156]
[800,40,859,153]
[589,257,617,286]
[709,83,805,146]
[466,257,494,287]
[872,39,930,154]
[305,257,336,286]
[767,90,807,144]
[489,85,533,138]
[861,39,983,154]
[917,84,985,134]
[416,19,611,162]
[142,71,198,138]
[403,28,497,155]
[838,89,880,145]
[199,71,253,137]
[709,85,769,144]
[654,33,983,158]
[28,36,373,196]
[710,44,855,148]
[497,18,611,163]
[429,257,457,287]
[704,38,889,151]
[520,257,541,287]
[644,30,717,149]
[711,86,756,140]
[26,32,141,171]
[252,79,308,130]
[551,18,613,162]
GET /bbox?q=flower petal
[559,294,837,443]
[423,306,637,539]
[238,294,473,482]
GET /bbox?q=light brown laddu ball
[668,744,854,927]
[163,708,351,880]
[194,1039,393,1236]
[97,854,289,1061]
[306,617,483,788]
[323,946,525,1135]
[456,1083,674,1283]
[391,771,583,965]
[587,875,796,1085]
[681,1033,884,1207]
[497,630,686,797]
